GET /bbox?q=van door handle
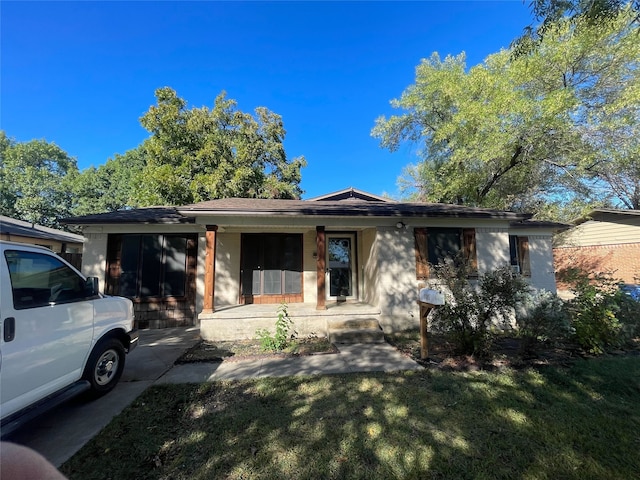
[4,317,15,342]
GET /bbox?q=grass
[60,357,640,479]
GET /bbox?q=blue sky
[2,1,534,200]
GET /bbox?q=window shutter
[463,228,478,274]
[414,227,429,279]
[518,236,531,276]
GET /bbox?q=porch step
[327,318,385,344]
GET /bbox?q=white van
[0,241,138,436]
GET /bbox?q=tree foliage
[516,0,640,56]
[70,148,146,215]
[134,87,306,206]
[373,8,640,218]
[0,131,79,227]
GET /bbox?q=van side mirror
[85,277,100,297]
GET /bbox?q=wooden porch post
[316,226,326,310]
[202,225,218,314]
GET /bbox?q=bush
[430,258,530,357]
[516,290,571,355]
[617,290,640,339]
[558,268,630,354]
[256,303,296,352]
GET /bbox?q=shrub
[558,268,626,354]
[617,290,640,339]
[429,258,530,357]
[256,303,296,352]
[516,290,571,355]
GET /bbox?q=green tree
[134,88,306,206]
[373,8,639,219]
[517,0,640,56]
[0,132,78,227]
[70,147,146,215]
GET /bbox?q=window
[241,233,303,297]
[414,228,477,279]
[509,235,531,276]
[4,250,88,309]
[106,234,195,298]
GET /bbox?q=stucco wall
[303,230,317,304]
[529,235,557,292]
[81,232,108,292]
[361,228,378,306]
[476,228,510,274]
[214,232,241,307]
[376,227,417,314]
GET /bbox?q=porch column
[316,226,326,310]
[202,225,218,314]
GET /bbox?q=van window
[4,250,86,309]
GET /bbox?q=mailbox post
[417,289,445,360]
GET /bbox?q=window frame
[240,233,304,301]
[105,233,197,300]
[509,235,531,277]
[414,227,478,279]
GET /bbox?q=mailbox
[417,288,445,360]
[419,288,445,306]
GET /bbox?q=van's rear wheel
[83,338,125,398]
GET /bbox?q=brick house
[63,188,564,340]
[553,209,640,291]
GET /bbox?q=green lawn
[61,357,640,480]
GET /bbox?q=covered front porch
[199,301,382,342]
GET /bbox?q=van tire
[83,338,126,398]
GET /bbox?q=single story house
[554,209,640,291]
[0,215,84,253]
[63,188,564,340]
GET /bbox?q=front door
[326,234,356,301]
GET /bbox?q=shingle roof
[510,219,571,230]
[60,207,195,225]
[573,208,640,225]
[306,187,394,203]
[62,197,533,225]
[179,198,529,220]
[0,216,85,243]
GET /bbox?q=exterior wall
[214,232,241,307]
[554,215,640,288]
[475,228,510,274]
[376,227,421,332]
[361,228,379,306]
[554,243,640,286]
[81,233,109,292]
[82,225,202,329]
[0,234,83,254]
[302,229,317,305]
[528,235,557,292]
[556,218,640,247]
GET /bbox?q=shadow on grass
[61,357,640,480]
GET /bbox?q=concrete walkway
[7,327,422,467]
[158,343,422,383]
